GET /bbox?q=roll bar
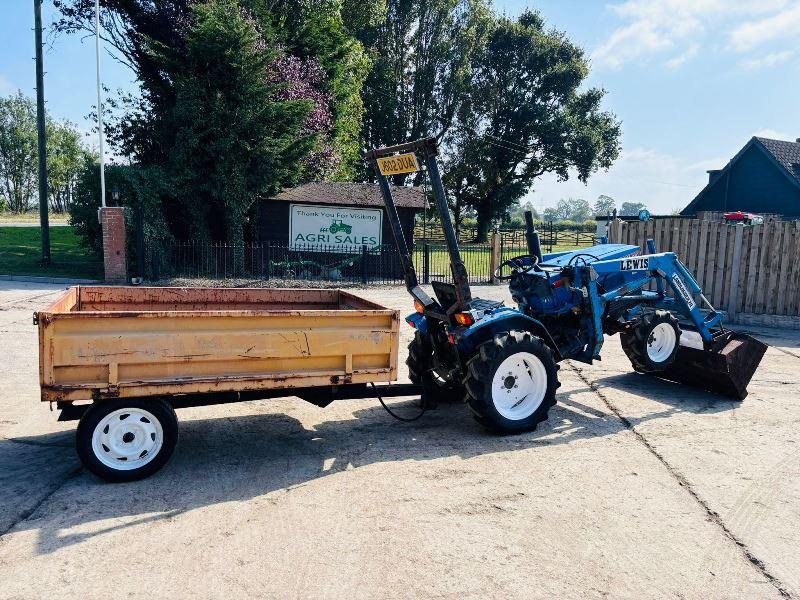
[367,138,472,312]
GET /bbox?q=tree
[55,0,349,253]
[0,92,38,213]
[163,0,318,249]
[461,11,621,240]
[620,201,647,216]
[593,194,615,216]
[0,92,89,214]
[54,0,370,181]
[545,197,590,222]
[46,120,91,213]
[358,0,493,183]
[506,200,539,224]
[565,198,592,222]
[250,0,374,179]
[542,206,559,222]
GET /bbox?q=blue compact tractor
[369,138,766,434]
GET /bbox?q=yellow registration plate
[376,152,419,176]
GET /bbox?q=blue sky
[2,1,799,213]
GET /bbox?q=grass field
[414,241,587,281]
[0,226,102,279]
[0,212,69,224]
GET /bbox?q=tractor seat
[470,297,504,312]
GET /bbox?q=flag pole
[94,0,106,208]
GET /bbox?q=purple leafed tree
[269,53,339,179]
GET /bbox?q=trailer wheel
[621,310,681,373]
[76,398,178,483]
[464,331,559,434]
[407,331,465,404]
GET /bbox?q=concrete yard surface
[0,281,798,599]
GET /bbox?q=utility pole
[34,0,51,265]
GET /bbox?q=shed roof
[682,136,800,215]
[267,182,425,209]
[757,137,800,185]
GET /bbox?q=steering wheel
[494,255,538,280]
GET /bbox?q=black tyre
[76,398,178,483]
[407,330,465,404]
[620,310,681,373]
[463,331,559,434]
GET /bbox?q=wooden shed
[258,182,426,250]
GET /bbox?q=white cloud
[592,0,795,70]
[665,44,699,69]
[523,147,715,215]
[752,128,796,141]
[729,3,800,51]
[740,50,795,70]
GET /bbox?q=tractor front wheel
[620,310,681,373]
[464,331,559,434]
[407,331,465,404]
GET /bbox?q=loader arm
[580,249,766,399]
[588,251,722,342]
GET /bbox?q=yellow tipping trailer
[36,286,402,481]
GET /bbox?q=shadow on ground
[0,372,741,556]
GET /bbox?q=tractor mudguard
[458,309,562,360]
[405,312,428,334]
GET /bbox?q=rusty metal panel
[37,287,399,402]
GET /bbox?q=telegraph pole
[34,0,51,265]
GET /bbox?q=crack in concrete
[0,290,62,310]
[770,346,800,361]
[0,465,83,539]
[567,362,794,599]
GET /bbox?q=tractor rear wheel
[407,331,465,404]
[463,331,559,434]
[620,310,681,373]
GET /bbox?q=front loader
[368,138,766,433]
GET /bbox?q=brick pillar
[100,207,127,282]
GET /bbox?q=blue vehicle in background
[369,138,766,434]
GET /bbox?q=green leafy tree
[46,120,92,213]
[0,92,90,214]
[542,206,559,222]
[54,0,367,181]
[620,201,647,216]
[506,200,539,226]
[463,11,620,240]
[359,0,493,183]
[593,194,615,216]
[247,0,373,179]
[0,92,38,213]
[55,0,365,255]
[561,198,591,223]
[164,0,315,250]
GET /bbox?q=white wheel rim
[647,323,677,363]
[91,408,163,471]
[491,352,548,421]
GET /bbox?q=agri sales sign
[289,204,383,253]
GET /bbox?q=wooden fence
[608,218,800,323]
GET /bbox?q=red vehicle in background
[724,211,764,225]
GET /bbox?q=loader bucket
[651,331,767,400]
